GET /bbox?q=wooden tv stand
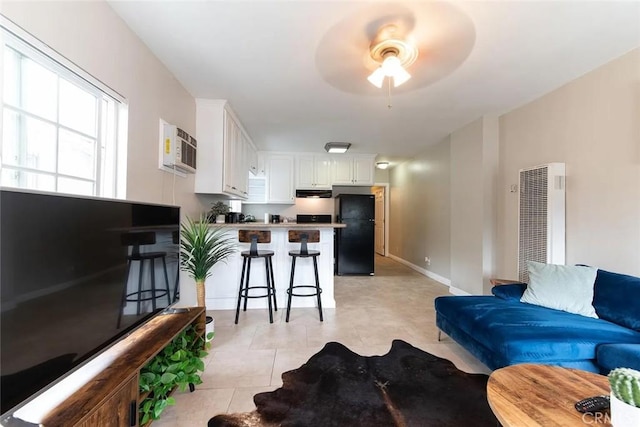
[36,306,205,427]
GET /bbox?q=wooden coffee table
[487,364,611,427]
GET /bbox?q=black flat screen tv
[0,188,180,417]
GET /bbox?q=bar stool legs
[234,254,277,324]
[286,253,323,322]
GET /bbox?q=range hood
[295,189,333,198]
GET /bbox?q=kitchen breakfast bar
[203,222,345,312]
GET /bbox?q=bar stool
[286,230,323,322]
[235,230,277,324]
[118,231,171,328]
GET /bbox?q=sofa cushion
[597,344,640,373]
[593,269,640,331]
[435,295,640,367]
[521,261,598,318]
[492,284,526,301]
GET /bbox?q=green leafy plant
[180,216,236,306]
[138,325,214,425]
[207,201,230,222]
[609,367,640,408]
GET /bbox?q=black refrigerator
[335,194,375,275]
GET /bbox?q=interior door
[374,187,385,255]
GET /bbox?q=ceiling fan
[366,24,419,88]
[315,2,476,96]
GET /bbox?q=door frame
[373,182,390,257]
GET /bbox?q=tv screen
[0,188,180,416]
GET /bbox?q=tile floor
[153,256,491,426]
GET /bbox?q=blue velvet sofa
[435,268,640,374]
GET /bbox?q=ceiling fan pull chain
[387,77,393,109]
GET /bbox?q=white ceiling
[108,1,640,164]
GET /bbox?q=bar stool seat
[235,230,277,324]
[118,231,171,328]
[286,230,323,322]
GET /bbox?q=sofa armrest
[596,343,640,374]
[491,283,527,301]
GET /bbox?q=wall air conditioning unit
[162,124,197,173]
[517,163,566,283]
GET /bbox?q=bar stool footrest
[239,286,275,299]
[286,285,322,298]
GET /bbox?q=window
[1,19,127,198]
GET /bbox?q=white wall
[1,1,204,218]
[497,48,640,277]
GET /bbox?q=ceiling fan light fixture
[367,67,386,88]
[324,142,351,154]
[391,65,411,87]
[366,25,418,89]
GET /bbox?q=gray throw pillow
[520,261,598,318]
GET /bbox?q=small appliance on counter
[270,214,280,223]
[226,200,244,223]
[225,212,244,223]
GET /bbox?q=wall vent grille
[518,163,566,282]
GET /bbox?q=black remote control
[574,395,610,413]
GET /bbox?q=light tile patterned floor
[153,256,490,426]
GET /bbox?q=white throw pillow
[520,261,598,318]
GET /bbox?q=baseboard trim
[388,254,451,287]
[448,286,471,296]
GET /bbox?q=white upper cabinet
[266,153,295,204]
[296,155,332,189]
[331,155,375,185]
[352,155,375,185]
[195,99,255,198]
[247,140,258,176]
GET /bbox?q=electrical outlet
[424,257,431,265]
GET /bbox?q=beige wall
[497,48,640,278]
[450,118,485,294]
[449,116,499,295]
[389,138,451,279]
[1,1,205,218]
[391,49,639,293]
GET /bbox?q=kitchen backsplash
[243,198,334,221]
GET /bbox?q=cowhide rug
[208,340,497,427]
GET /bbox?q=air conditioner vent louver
[517,163,566,283]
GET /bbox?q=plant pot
[611,392,640,426]
[206,316,214,339]
[215,214,226,224]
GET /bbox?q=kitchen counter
[202,225,339,311]
[210,222,346,228]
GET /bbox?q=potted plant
[180,216,237,308]
[138,325,211,425]
[208,201,230,224]
[609,367,640,426]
